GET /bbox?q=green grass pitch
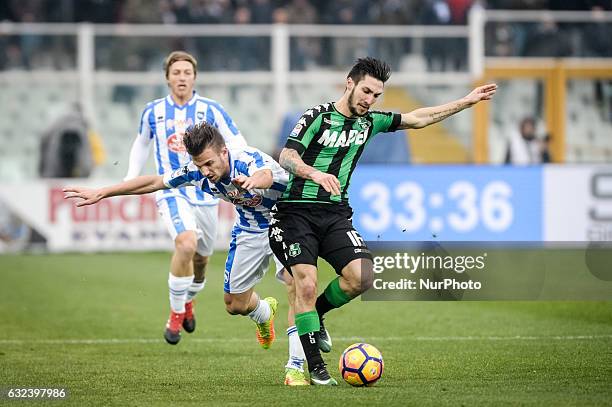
[1,252,611,406]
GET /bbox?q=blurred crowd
[1,0,611,71]
[2,0,611,25]
[0,0,482,25]
[487,0,612,58]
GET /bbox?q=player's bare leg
[224,289,278,349]
[164,231,197,345]
[170,231,198,278]
[339,258,374,297]
[183,253,208,334]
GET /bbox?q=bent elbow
[278,148,292,170]
[279,147,289,160]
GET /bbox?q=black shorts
[268,201,372,275]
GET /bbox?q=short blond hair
[164,51,197,79]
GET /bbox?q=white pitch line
[413,335,612,341]
[0,335,611,345]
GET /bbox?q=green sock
[324,277,351,307]
[295,310,320,336]
[316,277,352,317]
[295,310,325,371]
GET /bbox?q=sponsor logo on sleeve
[289,124,303,138]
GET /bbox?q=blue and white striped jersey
[137,92,246,206]
[162,146,288,232]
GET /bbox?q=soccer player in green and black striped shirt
[269,57,497,385]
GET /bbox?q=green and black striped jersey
[281,102,401,204]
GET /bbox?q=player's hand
[464,83,497,105]
[310,170,341,196]
[232,175,255,191]
[63,186,103,207]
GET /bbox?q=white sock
[248,298,271,324]
[285,325,306,371]
[168,274,193,313]
[187,279,206,302]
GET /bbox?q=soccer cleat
[309,363,338,386]
[255,297,278,349]
[284,368,310,386]
[317,317,332,353]
[182,301,196,333]
[164,310,185,345]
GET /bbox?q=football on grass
[339,343,384,386]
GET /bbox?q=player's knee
[358,259,375,293]
[343,259,374,295]
[299,280,318,302]
[224,296,248,315]
[359,268,374,293]
[175,233,197,257]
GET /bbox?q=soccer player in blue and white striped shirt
[64,123,310,385]
[124,51,247,345]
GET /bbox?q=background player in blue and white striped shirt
[64,123,310,386]
[124,51,247,345]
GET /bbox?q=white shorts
[224,225,286,294]
[157,196,217,257]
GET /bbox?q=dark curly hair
[347,57,391,84]
[183,122,225,157]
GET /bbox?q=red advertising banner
[0,180,235,252]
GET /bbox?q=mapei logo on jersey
[316,128,370,148]
[167,133,187,153]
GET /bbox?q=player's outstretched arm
[279,148,341,195]
[398,83,497,130]
[233,169,273,190]
[63,175,166,207]
[124,133,151,181]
